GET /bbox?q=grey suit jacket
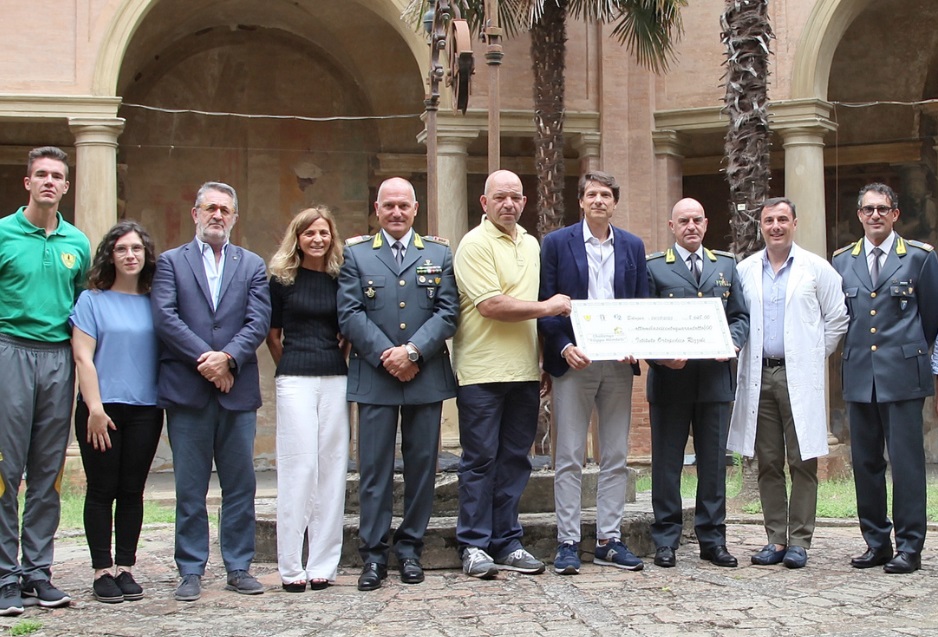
[833,234,938,403]
[645,245,749,404]
[337,233,458,406]
[151,238,271,411]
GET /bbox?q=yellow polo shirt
[452,216,541,385]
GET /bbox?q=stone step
[254,491,692,570]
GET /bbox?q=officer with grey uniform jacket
[645,198,749,569]
[337,177,459,591]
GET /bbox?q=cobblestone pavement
[2,522,936,637]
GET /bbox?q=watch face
[408,351,419,362]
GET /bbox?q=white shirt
[382,228,413,264]
[582,220,615,301]
[673,244,703,277]
[864,231,895,277]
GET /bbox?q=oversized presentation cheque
[570,298,737,361]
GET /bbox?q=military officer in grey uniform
[646,198,749,569]
[833,182,938,574]
[337,177,459,591]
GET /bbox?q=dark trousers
[356,402,441,564]
[75,400,164,569]
[848,396,927,555]
[455,381,539,560]
[650,401,730,550]
[166,404,258,576]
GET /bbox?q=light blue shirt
[761,251,793,358]
[70,289,159,406]
[195,236,228,309]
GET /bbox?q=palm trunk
[722,0,773,259]
[531,0,567,237]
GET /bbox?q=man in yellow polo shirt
[452,169,570,578]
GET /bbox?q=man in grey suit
[151,182,271,601]
[833,182,938,574]
[646,198,748,569]
[337,177,459,591]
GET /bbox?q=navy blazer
[337,232,458,406]
[538,221,648,378]
[151,238,272,411]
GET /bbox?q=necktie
[871,246,883,287]
[393,241,404,266]
[689,253,701,284]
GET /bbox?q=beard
[197,218,231,246]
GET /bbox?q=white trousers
[552,361,634,542]
[275,375,349,582]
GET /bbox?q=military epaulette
[907,239,935,252]
[421,235,450,247]
[345,235,371,247]
[833,241,859,257]
[646,251,666,261]
[711,249,736,259]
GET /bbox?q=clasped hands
[197,350,234,393]
[381,345,418,382]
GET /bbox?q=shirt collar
[672,243,702,264]
[864,232,895,257]
[582,220,613,244]
[481,215,527,241]
[382,228,413,248]
[15,207,65,236]
[195,235,229,256]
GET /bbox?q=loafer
[751,544,786,565]
[851,546,893,569]
[883,552,921,574]
[654,546,676,568]
[700,545,738,568]
[783,546,808,569]
[357,562,388,591]
[398,558,424,584]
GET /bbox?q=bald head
[481,170,526,237]
[376,177,417,203]
[669,198,708,252]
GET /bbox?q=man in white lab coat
[728,197,848,569]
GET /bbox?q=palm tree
[721,0,773,258]
[406,0,685,236]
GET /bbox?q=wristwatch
[405,343,420,362]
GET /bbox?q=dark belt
[763,357,785,368]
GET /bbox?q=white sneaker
[462,547,498,579]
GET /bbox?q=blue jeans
[455,382,539,560]
[166,403,257,575]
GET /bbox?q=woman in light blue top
[70,221,163,604]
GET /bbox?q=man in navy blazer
[538,170,648,575]
[151,182,271,601]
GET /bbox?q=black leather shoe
[851,546,893,569]
[751,544,786,565]
[782,546,807,569]
[357,563,388,591]
[700,545,738,567]
[398,558,425,584]
[654,547,676,568]
[883,552,921,574]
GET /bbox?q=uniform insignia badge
[418,275,427,283]
[365,287,376,298]
[715,274,730,287]
[427,288,435,299]
[435,277,441,285]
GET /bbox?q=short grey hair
[195,181,238,213]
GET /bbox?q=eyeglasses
[113,245,144,257]
[199,203,235,217]
[859,205,894,217]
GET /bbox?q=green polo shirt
[0,207,90,343]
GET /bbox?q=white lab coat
[728,243,848,461]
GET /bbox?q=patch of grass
[640,469,938,522]
[9,619,42,636]
[18,484,175,531]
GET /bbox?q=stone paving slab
[4,521,937,636]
